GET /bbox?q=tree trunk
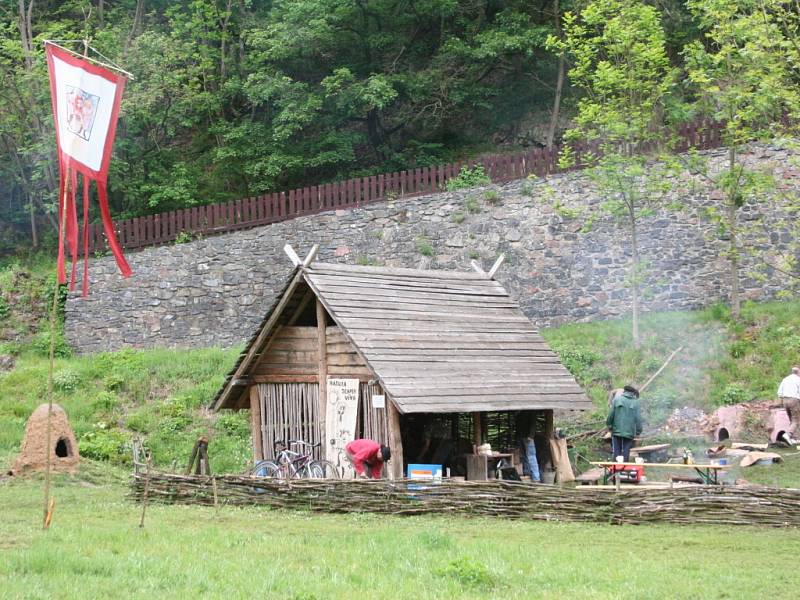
[125,0,146,56]
[630,210,641,349]
[545,0,565,149]
[29,196,38,248]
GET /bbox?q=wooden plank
[318,294,519,312]
[250,385,263,461]
[387,384,583,396]
[308,262,489,281]
[344,323,538,334]
[274,327,318,339]
[386,398,404,480]
[326,367,373,379]
[252,374,318,383]
[317,299,328,437]
[311,278,508,297]
[256,350,319,363]
[327,354,368,367]
[351,340,552,351]
[313,285,515,305]
[473,412,482,447]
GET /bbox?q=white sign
[372,394,385,409]
[325,378,360,478]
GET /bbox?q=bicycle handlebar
[288,439,321,449]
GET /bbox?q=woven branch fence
[131,472,800,527]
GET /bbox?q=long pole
[43,171,69,529]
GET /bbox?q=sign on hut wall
[326,378,359,478]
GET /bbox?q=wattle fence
[130,471,800,527]
[88,120,725,253]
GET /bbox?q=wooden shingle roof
[304,263,590,413]
[211,262,591,413]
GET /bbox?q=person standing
[778,366,800,442]
[345,438,391,479]
[606,385,643,462]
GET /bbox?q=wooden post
[544,410,555,470]
[472,412,483,448]
[249,386,263,462]
[386,398,404,480]
[316,299,328,439]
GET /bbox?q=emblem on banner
[65,86,100,141]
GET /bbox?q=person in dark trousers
[606,385,643,462]
[345,438,391,479]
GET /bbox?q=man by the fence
[345,438,391,479]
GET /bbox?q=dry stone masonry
[66,144,799,353]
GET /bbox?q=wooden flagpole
[43,168,69,530]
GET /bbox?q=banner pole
[43,170,69,530]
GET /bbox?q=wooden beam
[302,244,319,267]
[488,254,506,279]
[284,244,301,266]
[543,409,555,471]
[473,412,482,449]
[470,260,486,276]
[316,299,328,440]
[386,398,404,480]
[249,386,263,462]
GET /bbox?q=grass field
[1,468,799,600]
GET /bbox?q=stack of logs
[130,472,800,527]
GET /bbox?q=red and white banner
[45,42,131,294]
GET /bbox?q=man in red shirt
[345,439,391,479]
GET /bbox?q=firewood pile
[130,472,800,527]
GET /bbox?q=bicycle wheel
[308,460,341,479]
[249,460,281,478]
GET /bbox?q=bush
[79,428,132,464]
[520,182,534,197]
[90,391,119,413]
[483,189,502,205]
[446,165,491,191]
[464,196,481,214]
[416,237,434,257]
[53,369,81,392]
[436,557,496,588]
[0,295,8,320]
[451,211,466,224]
[31,329,72,358]
[718,383,750,406]
[216,411,250,438]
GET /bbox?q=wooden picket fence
[88,120,725,253]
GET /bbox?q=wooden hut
[211,257,591,479]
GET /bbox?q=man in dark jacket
[606,385,643,462]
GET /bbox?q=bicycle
[249,440,340,479]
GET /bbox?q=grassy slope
[1,472,799,600]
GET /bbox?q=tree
[549,0,678,348]
[683,0,799,317]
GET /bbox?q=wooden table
[465,453,514,481]
[590,461,725,485]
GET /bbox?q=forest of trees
[0,1,797,253]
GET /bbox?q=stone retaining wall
[66,144,799,353]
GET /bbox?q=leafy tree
[683,0,799,317]
[550,0,678,348]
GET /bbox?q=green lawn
[0,469,798,600]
